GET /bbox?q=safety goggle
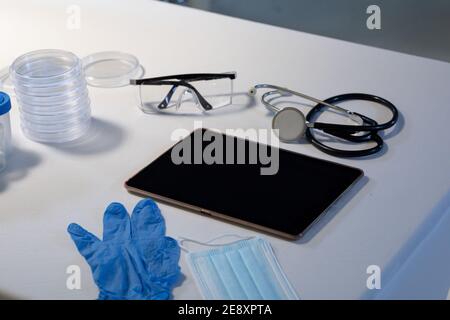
[130,72,236,114]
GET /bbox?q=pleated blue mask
[179,236,299,300]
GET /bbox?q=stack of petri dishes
[10,49,91,143]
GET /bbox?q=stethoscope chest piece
[272,107,307,142]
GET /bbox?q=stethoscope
[249,84,399,157]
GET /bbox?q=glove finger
[103,202,131,241]
[161,237,181,275]
[131,198,165,238]
[67,223,101,262]
[132,198,157,216]
[146,237,181,284]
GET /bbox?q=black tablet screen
[126,129,363,237]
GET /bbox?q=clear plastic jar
[0,92,12,172]
[10,49,91,143]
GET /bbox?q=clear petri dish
[82,51,144,87]
[19,100,91,123]
[20,111,87,126]
[20,109,91,133]
[16,85,88,106]
[19,95,90,116]
[9,49,150,143]
[20,117,91,143]
[10,50,82,85]
[13,62,84,84]
[14,76,87,97]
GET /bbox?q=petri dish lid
[82,51,144,88]
[10,49,82,85]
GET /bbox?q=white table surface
[1,0,450,300]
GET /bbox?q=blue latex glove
[67,199,181,300]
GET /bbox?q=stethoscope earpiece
[248,87,257,97]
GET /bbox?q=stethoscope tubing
[308,93,398,133]
[305,92,398,157]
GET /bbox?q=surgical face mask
[179,235,299,300]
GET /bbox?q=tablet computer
[125,129,363,239]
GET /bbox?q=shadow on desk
[0,146,41,193]
[49,117,126,155]
[362,187,450,300]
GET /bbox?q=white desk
[1,0,450,300]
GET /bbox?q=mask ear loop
[178,234,253,253]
